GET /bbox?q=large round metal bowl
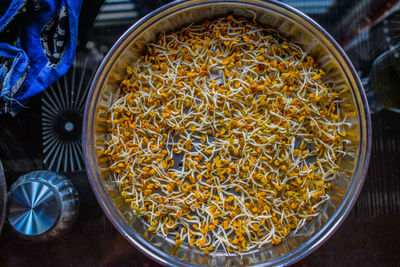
[83,0,372,266]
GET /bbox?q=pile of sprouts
[98,16,351,254]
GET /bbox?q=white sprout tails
[98,16,351,254]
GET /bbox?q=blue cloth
[0,0,23,33]
[0,0,82,115]
[0,42,29,102]
[0,0,25,32]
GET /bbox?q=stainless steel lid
[8,180,60,235]
[7,171,79,240]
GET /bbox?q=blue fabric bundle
[0,0,82,115]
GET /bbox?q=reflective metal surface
[83,0,371,266]
[8,181,59,236]
[7,171,79,240]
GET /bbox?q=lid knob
[7,171,79,240]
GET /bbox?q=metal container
[83,0,372,266]
[7,171,79,241]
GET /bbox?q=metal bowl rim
[83,0,372,266]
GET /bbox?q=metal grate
[94,0,138,27]
[281,0,335,14]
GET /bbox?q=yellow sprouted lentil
[99,16,351,254]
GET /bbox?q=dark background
[0,0,399,266]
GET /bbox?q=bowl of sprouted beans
[83,0,371,266]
